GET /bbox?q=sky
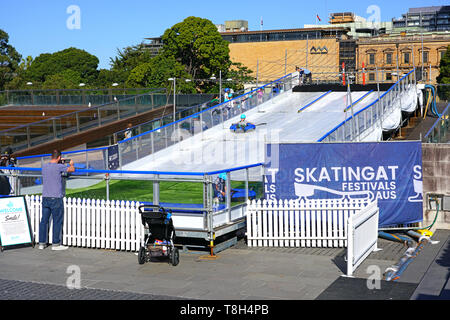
[0,0,448,69]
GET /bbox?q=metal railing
[424,102,450,143]
[117,74,294,168]
[0,87,164,106]
[0,90,216,153]
[13,73,294,178]
[0,162,264,247]
[318,69,417,142]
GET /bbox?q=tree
[437,45,450,100]
[95,68,128,88]
[126,55,195,93]
[0,29,22,90]
[161,17,231,82]
[25,47,99,85]
[110,44,152,75]
[41,69,82,89]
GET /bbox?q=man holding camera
[0,147,17,196]
[38,150,75,251]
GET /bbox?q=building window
[369,73,375,81]
[386,73,392,81]
[404,52,410,64]
[423,51,429,64]
[368,53,375,65]
[440,50,446,61]
[386,53,392,64]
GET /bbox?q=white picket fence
[246,198,373,248]
[26,195,144,252]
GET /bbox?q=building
[221,27,350,82]
[392,6,450,32]
[143,37,164,57]
[356,32,450,84]
[223,20,249,32]
[143,12,450,84]
[305,12,393,39]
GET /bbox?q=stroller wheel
[170,247,179,266]
[138,246,146,265]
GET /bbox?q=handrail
[317,69,415,142]
[0,88,165,134]
[343,90,373,112]
[0,87,165,94]
[15,73,293,163]
[424,102,450,139]
[16,146,109,161]
[119,73,293,144]
[298,91,332,113]
[0,162,264,176]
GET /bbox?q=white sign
[0,196,33,248]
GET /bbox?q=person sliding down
[238,114,251,130]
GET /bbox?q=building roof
[219,26,349,36]
[408,6,450,14]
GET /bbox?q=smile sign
[265,141,423,227]
[0,196,33,248]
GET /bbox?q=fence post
[226,171,231,223]
[105,174,110,201]
[52,119,57,139]
[245,168,249,202]
[153,174,160,206]
[26,126,31,148]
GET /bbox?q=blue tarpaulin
[264,142,423,227]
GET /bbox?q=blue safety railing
[424,102,450,143]
[16,73,295,172]
[318,69,416,142]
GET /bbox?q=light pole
[26,82,34,104]
[168,78,176,121]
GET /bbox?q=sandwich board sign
[0,196,34,251]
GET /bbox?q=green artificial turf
[66,179,263,204]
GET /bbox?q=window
[404,52,410,64]
[369,73,375,81]
[386,53,392,64]
[423,51,429,63]
[386,73,392,81]
[368,53,375,65]
[440,51,446,61]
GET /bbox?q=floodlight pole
[173,78,176,122]
[219,70,222,103]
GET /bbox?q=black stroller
[138,205,179,266]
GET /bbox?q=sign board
[107,144,119,170]
[0,196,33,249]
[265,141,423,227]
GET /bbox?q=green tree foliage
[110,44,152,77]
[126,55,195,93]
[161,17,231,80]
[437,45,450,100]
[95,68,128,88]
[0,29,22,90]
[25,47,99,84]
[41,69,82,89]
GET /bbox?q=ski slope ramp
[123,88,383,176]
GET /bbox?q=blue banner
[265,142,423,227]
[107,145,119,170]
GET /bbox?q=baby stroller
[138,205,179,266]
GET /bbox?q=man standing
[38,150,75,250]
[0,147,16,195]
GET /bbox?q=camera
[58,158,72,164]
